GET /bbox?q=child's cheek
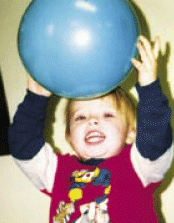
[69,123,81,136]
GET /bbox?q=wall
[0,0,174,222]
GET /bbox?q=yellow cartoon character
[69,168,111,204]
[69,168,100,203]
[53,201,75,223]
[73,168,100,183]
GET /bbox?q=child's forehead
[70,94,117,113]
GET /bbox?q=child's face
[67,95,132,160]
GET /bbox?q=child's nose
[88,117,99,125]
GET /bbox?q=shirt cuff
[135,79,163,99]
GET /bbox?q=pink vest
[44,145,160,223]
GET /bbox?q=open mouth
[85,130,105,145]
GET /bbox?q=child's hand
[27,75,51,97]
[131,35,160,86]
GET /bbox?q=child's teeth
[88,137,100,142]
[88,132,100,138]
[85,131,105,144]
[86,131,104,139]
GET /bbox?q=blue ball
[18,0,140,98]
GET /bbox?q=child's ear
[125,128,136,145]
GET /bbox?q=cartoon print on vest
[53,168,111,222]
[53,201,75,223]
[74,199,110,223]
[69,168,111,222]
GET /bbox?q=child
[9,36,173,223]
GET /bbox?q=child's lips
[85,130,105,145]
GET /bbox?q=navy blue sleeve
[136,79,172,161]
[8,90,50,160]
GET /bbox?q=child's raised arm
[131,36,173,187]
[8,76,57,193]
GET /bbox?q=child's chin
[79,145,120,160]
[85,149,107,159]
[89,149,121,159]
[78,151,105,160]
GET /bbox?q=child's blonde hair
[65,87,137,140]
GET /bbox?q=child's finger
[137,41,149,64]
[153,36,161,59]
[138,36,154,61]
[27,75,36,89]
[131,58,142,71]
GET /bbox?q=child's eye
[104,113,115,118]
[75,115,86,121]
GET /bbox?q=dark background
[0,71,10,155]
